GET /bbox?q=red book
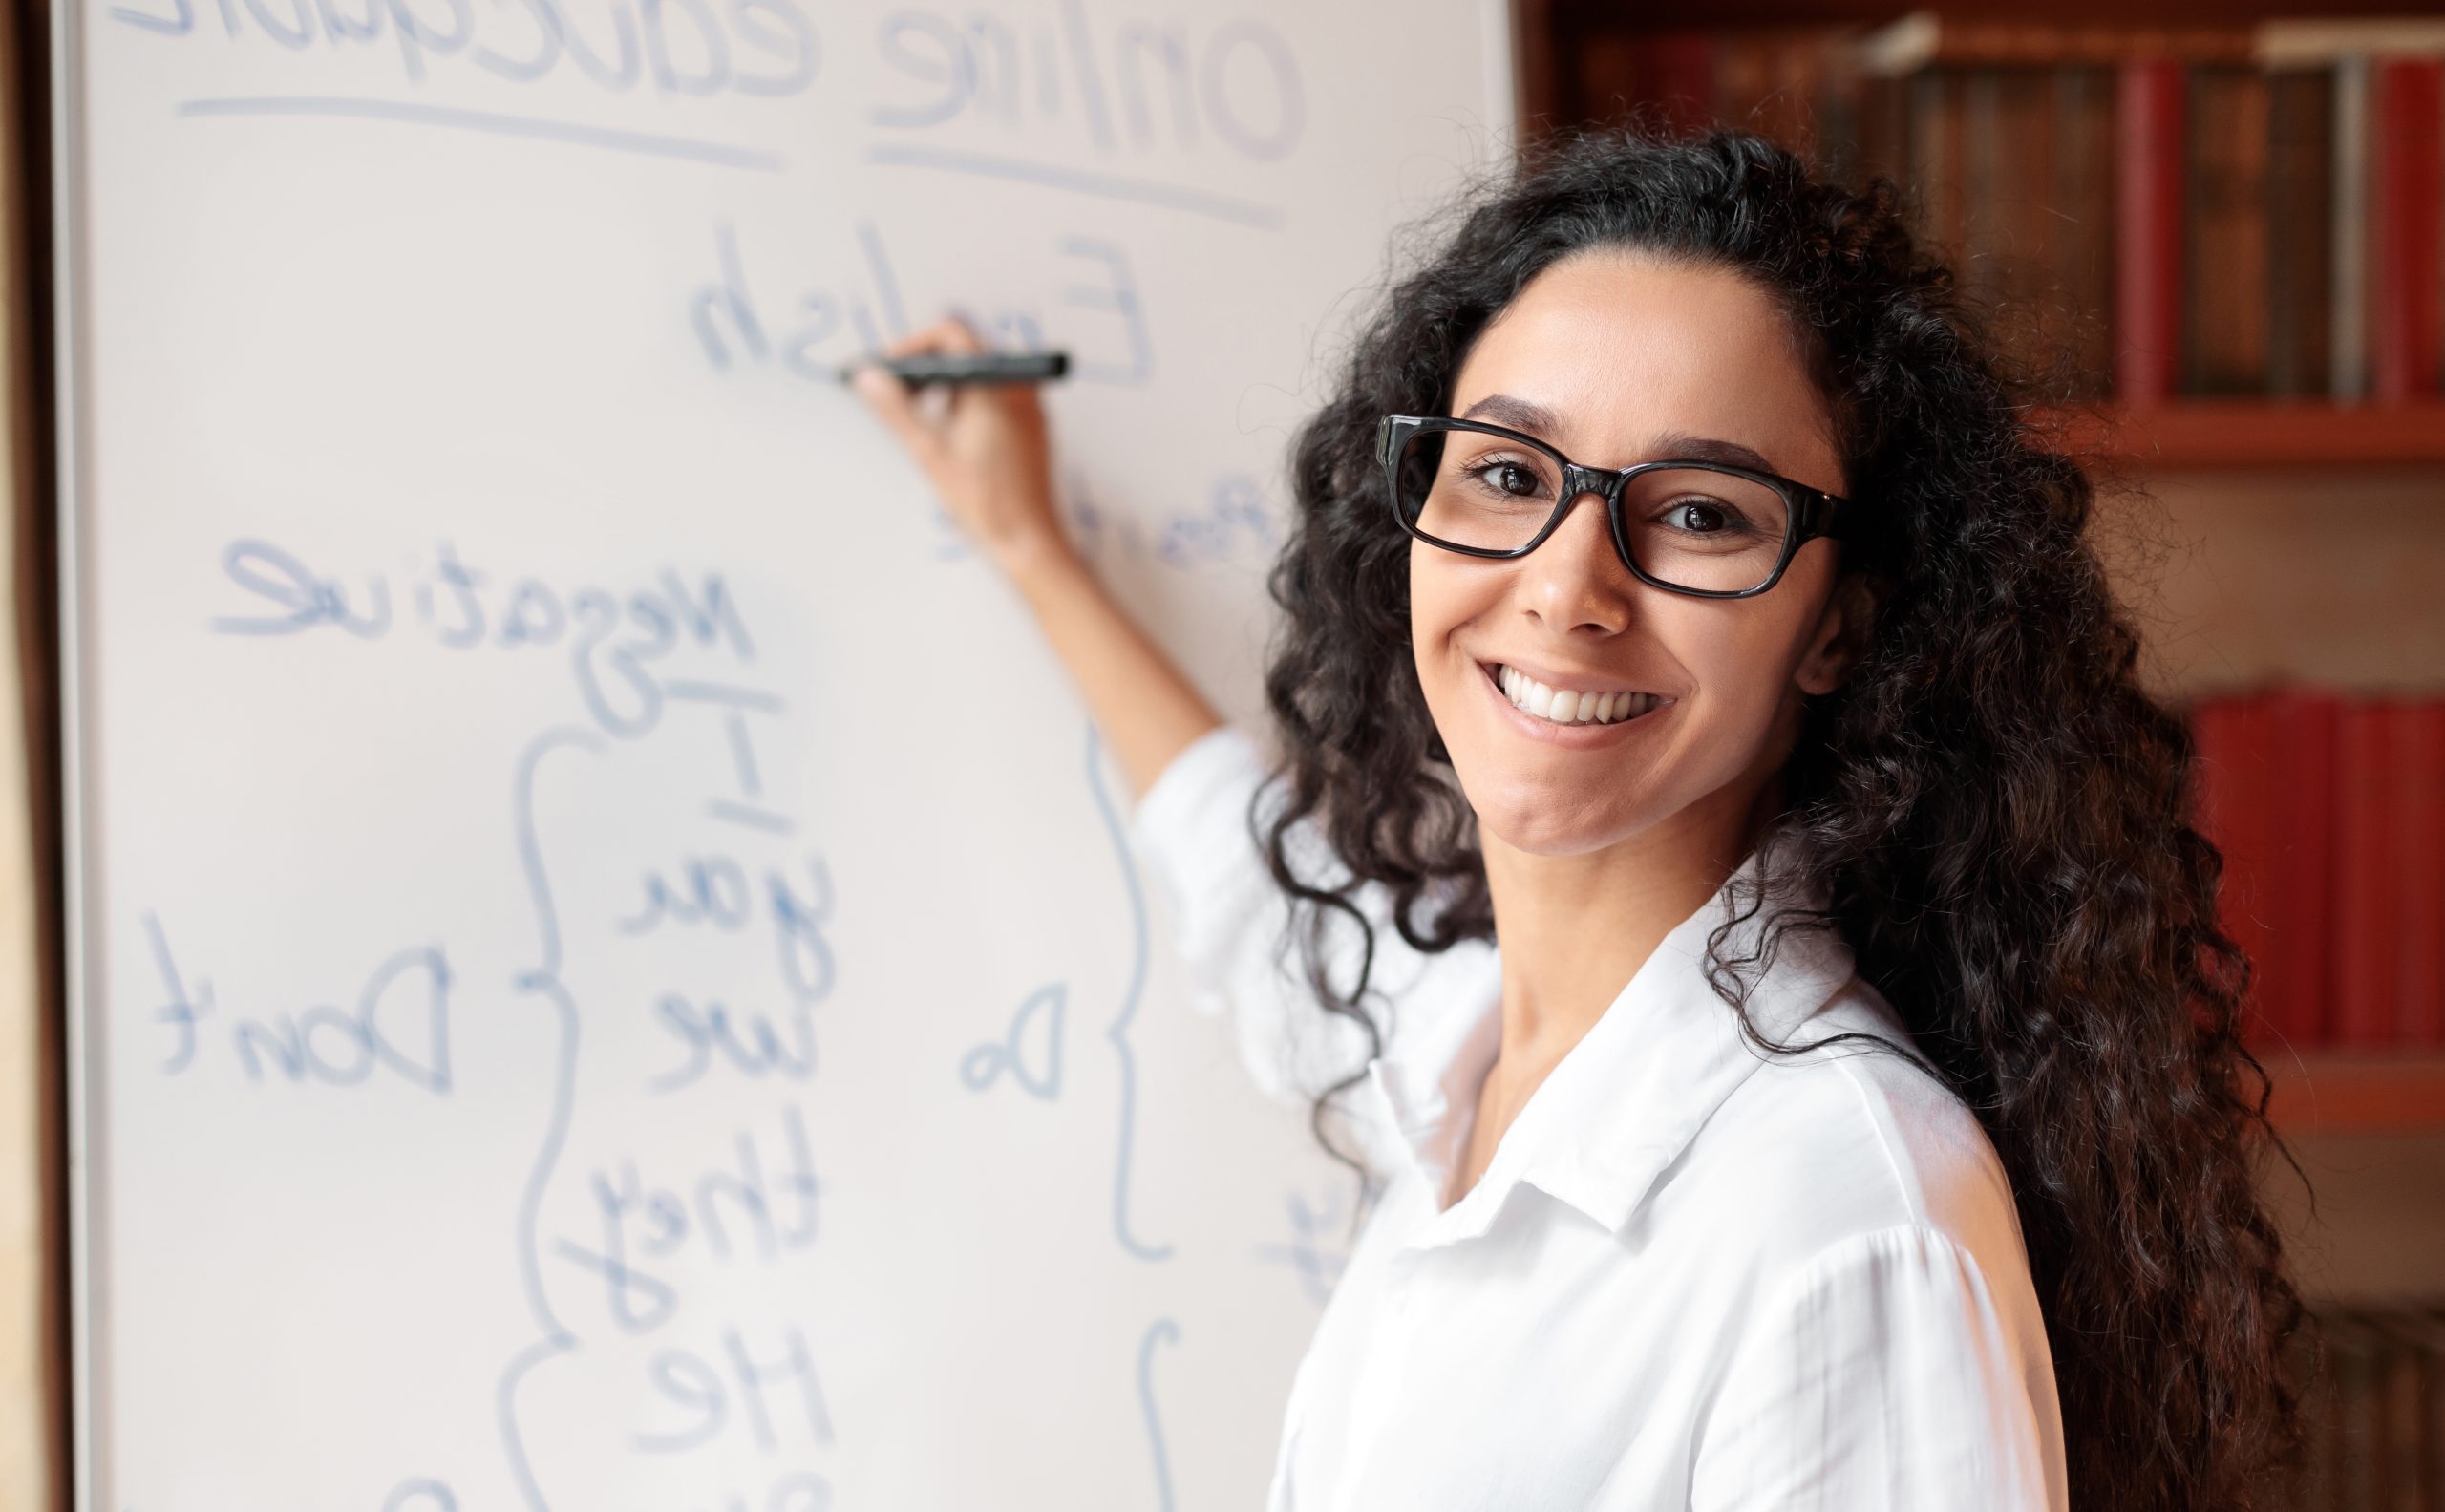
[2265,686,2342,1049]
[2392,701,2445,1045]
[2329,700,2397,1046]
[2191,696,2280,1047]
[2184,66,2273,394]
[2372,58,2443,400]
[2116,59,2186,404]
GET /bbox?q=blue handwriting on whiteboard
[633,1322,835,1456]
[649,990,819,1091]
[620,851,838,1006]
[552,1102,820,1331]
[382,1478,460,1511]
[1084,720,1168,1263]
[209,541,754,735]
[959,981,1064,1099]
[866,8,1304,162]
[691,220,1151,389]
[1252,1184,1353,1308]
[1136,1315,1181,1512]
[1156,474,1276,566]
[144,911,453,1093]
[117,0,821,99]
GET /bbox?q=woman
[855,128,2308,1511]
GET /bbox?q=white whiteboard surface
[52,1,1512,1506]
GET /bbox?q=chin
[1453,764,1636,857]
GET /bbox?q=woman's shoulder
[1128,720,1501,1116]
[1693,978,2033,1288]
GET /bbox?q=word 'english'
[691,219,1151,389]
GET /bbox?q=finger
[850,364,946,469]
[877,313,988,361]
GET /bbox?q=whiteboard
[51,0,1512,1506]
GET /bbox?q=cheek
[1407,544,1485,668]
[1406,540,1445,632]
[1669,606,1814,740]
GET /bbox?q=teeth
[1493,665,1662,726]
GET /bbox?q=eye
[1662,498,1746,535]
[1464,456,1548,499]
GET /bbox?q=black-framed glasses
[1376,414,1850,599]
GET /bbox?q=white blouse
[1125,723,2069,1511]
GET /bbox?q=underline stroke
[177,96,783,172]
[863,143,1282,230]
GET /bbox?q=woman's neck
[1478,770,1783,1064]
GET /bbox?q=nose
[1518,485,1636,631]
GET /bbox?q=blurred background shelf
[2052,399,2445,466]
[1519,9,2445,417]
[2264,1052,2445,1133]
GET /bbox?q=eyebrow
[1456,394,1783,476]
[1647,431,1778,475]
[1458,394,1559,435]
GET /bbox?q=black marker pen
[839,351,1070,386]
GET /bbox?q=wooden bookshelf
[1521,13,2445,426]
[2050,398,2445,467]
[1520,15,2445,1140]
[2262,1051,2445,1132]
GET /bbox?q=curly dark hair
[1249,124,2311,1512]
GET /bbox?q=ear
[1795,571,1878,697]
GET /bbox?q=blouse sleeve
[1122,722,1451,1120]
[1689,1224,2066,1512]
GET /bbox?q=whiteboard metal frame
[48,0,97,1502]
[1482,0,1524,151]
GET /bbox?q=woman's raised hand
[850,315,1074,580]
[847,311,1222,799]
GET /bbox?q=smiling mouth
[1482,662,1675,728]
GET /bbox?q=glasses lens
[1396,427,1567,552]
[1396,430,1798,593]
[1620,468,1792,592]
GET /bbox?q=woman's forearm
[1004,542,1224,803]
[848,314,1222,799]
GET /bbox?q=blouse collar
[1361,841,1874,1247]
